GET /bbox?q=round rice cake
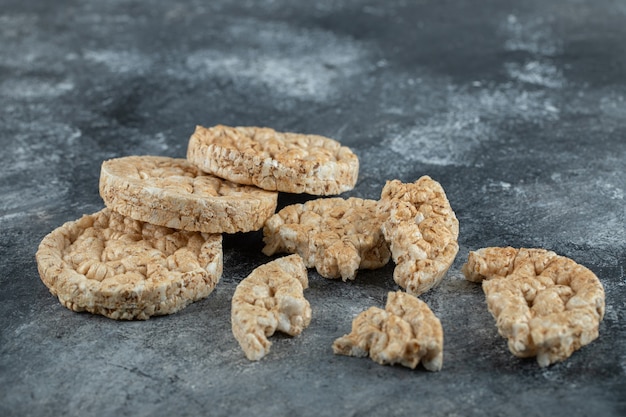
[186,125,359,195]
[262,197,391,281]
[99,155,278,234]
[462,247,605,367]
[35,208,223,320]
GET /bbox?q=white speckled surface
[1,1,625,416]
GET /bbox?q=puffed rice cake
[262,197,391,281]
[231,254,311,361]
[378,177,459,296]
[99,155,278,234]
[186,125,359,195]
[333,290,443,371]
[35,208,223,320]
[462,247,605,367]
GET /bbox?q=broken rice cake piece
[378,177,459,296]
[462,247,605,367]
[333,290,443,371]
[262,197,391,281]
[231,254,312,361]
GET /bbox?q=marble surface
[1,0,625,416]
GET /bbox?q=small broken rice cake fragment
[100,155,278,233]
[333,290,443,371]
[186,124,359,195]
[262,197,391,281]
[35,208,223,320]
[462,247,605,367]
[231,254,312,361]
[378,177,459,296]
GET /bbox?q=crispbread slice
[100,155,277,234]
[186,125,359,195]
[35,208,223,320]
[462,247,605,367]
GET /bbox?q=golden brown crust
[462,247,605,366]
[332,291,443,371]
[35,208,223,320]
[231,254,311,361]
[378,177,459,296]
[262,197,390,281]
[186,125,359,195]
[99,155,277,233]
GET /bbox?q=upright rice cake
[378,177,459,296]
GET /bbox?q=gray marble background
[1,0,625,416]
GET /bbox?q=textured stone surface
[1,0,625,416]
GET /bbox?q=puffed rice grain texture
[333,290,443,371]
[378,177,459,296]
[35,208,223,320]
[262,197,391,281]
[231,254,312,361]
[187,125,359,195]
[100,155,277,234]
[462,247,605,367]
